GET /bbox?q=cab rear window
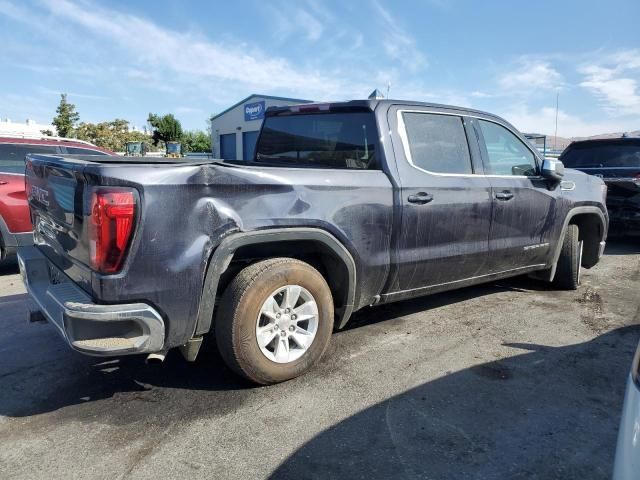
[252,112,378,170]
[560,142,640,168]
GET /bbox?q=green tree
[147,113,183,146]
[75,119,152,152]
[52,94,80,137]
[181,130,211,153]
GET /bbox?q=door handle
[495,191,514,201]
[408,192,433,205]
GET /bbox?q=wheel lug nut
[291,314,297,320]
[276,313,281,319]
[289,326,295,332]
[285,308,291,313]
[280,331,286,337]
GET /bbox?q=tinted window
[478,120,537,176]
[65,147,109,155]
[0,144,59,174]
[560,142,640,168]
[254,112,378,169]
[402,113,472,174]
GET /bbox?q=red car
[0,136,115,260]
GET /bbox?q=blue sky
[1,0,639,136]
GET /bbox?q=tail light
[89,188,137,274]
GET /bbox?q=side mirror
[542,158,565,183]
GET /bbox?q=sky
[1,0,639,137]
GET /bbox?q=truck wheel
[216,258,334,385]
[553,224,583,290]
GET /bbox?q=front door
[473,118,557,272]
[386,107,493,293]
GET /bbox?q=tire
[216,258,334,385]
[553,224,583,290]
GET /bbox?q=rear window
[560,142,640,168]
[253,112,378,169]
[0,144,60,174]
[65,147,109,155]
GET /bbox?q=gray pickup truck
[18,99,608,384]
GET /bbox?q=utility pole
[386,81,391,99]
[554,91,559,151]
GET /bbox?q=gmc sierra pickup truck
[18,100,608,384]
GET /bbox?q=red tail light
[89,189,137,274]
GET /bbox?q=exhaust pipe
[146,351,167,364]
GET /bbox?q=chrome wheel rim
[255,285,319,364]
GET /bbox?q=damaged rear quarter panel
[84,162,394,348]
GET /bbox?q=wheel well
[569,213,604,268]
[217,240,351,319]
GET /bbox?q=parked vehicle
[559,137,640,235]
[613,339,640,479]
[0,136,114,260]
[18,100,608,384]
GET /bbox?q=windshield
[0,143,60,174]
[560,141,640,168]
[253,112,378,169]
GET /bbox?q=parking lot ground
[0,241,639,480]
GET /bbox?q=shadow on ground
[270,325,640,479]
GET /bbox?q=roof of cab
[265,99,507,123]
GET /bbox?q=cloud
[31,0,365,101]
[267,3,325,42]
[579,49,640,116]
[372,1,427,72]
[501,105,634,137]
[498,58,563,92]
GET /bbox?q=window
[402,113,472,174]
[254,112,378,169]
[478,120,538,176]
[560,141,640,168]
[65,147,109,155]
[0,144,59,174]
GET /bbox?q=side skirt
[379,264,546,304]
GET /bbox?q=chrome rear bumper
[18,246,165,356]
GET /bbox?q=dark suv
[559,137,640,235]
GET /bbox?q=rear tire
[553,224,582,290]
[216,258,334,385]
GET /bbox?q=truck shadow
[269,325,640,479]
[0,276,556,420]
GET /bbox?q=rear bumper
[0,215,33,258]
[17,246,165,356]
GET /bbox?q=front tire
[216,258,334,385]
[553,224,583,290]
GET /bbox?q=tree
[52,94,80,138]
[147,113,182,146]
[181,130,211,153]
[75,119,152,152]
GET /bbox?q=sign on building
[244,101,265,121]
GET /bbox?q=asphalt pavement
[0,241,638,479]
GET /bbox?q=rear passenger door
[473,118,557,272]
[386,106,493,293]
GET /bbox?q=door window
[402,113,472,174]
[478,120,537,176]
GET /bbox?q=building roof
[210,94,312,121]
